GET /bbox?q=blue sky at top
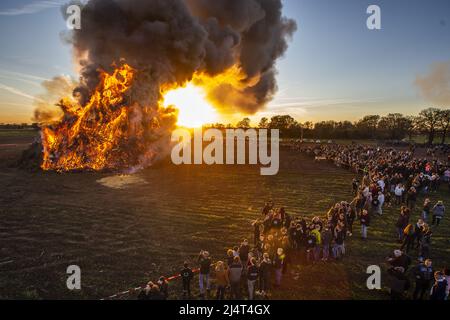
[0,0,449,123]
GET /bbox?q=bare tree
[416,108,441,145]
[438,109,450,144]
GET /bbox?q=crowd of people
[137,143,449,301]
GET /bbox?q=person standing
[422,198,432,223]
[321,225,332,261]
[406,187,417,211]
[359,209,370,240]
[180,262,193,298]
[396,209,409,243]
[228,256,243,300]
[394,184,405,205]
[214,261,229,300]
[443,268,450,300]
[332,224,346,259]
[432,200,445,226]
[375,191,385,216]
[239,239,250,270]
[430,271,448,300]
[258,253,272,298]
[412,259,434,300]
[247,258,259,300]
[198,250,212,298]
[311,225,322,261]
[273,248,285,287]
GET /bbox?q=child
[180,262,193,298]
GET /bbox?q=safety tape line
[102,264,218,300]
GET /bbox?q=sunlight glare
[163,84,218,128]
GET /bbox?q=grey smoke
[415,61,450,107]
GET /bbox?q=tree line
[206,108,450,145]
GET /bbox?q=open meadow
[1,131,449,300]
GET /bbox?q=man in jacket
[412,259,434,300]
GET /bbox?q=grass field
[0,132,449,300]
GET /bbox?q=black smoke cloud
[66,0,297,114]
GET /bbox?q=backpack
[403,224,414,236]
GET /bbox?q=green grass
[0,147,449,300]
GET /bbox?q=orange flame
[41,64,176,171]
[40,63,254,171]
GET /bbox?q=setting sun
[163,83,219,128]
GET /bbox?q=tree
[437,109,450,144]
[404,116,417,141]
[378,113,410,140]
[356,115,380,139]
[416,108,441,145]
[269,115,296,130]
[258,117,269,129]
[314,121,336,139]
[236,118,251,129]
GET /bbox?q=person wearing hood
[432,201,445,226]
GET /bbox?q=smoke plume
[415,61,450,106]
[36,0,296,171]
[33,75,75,123]
[67,0,296,114]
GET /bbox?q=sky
[0,0,449,124]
